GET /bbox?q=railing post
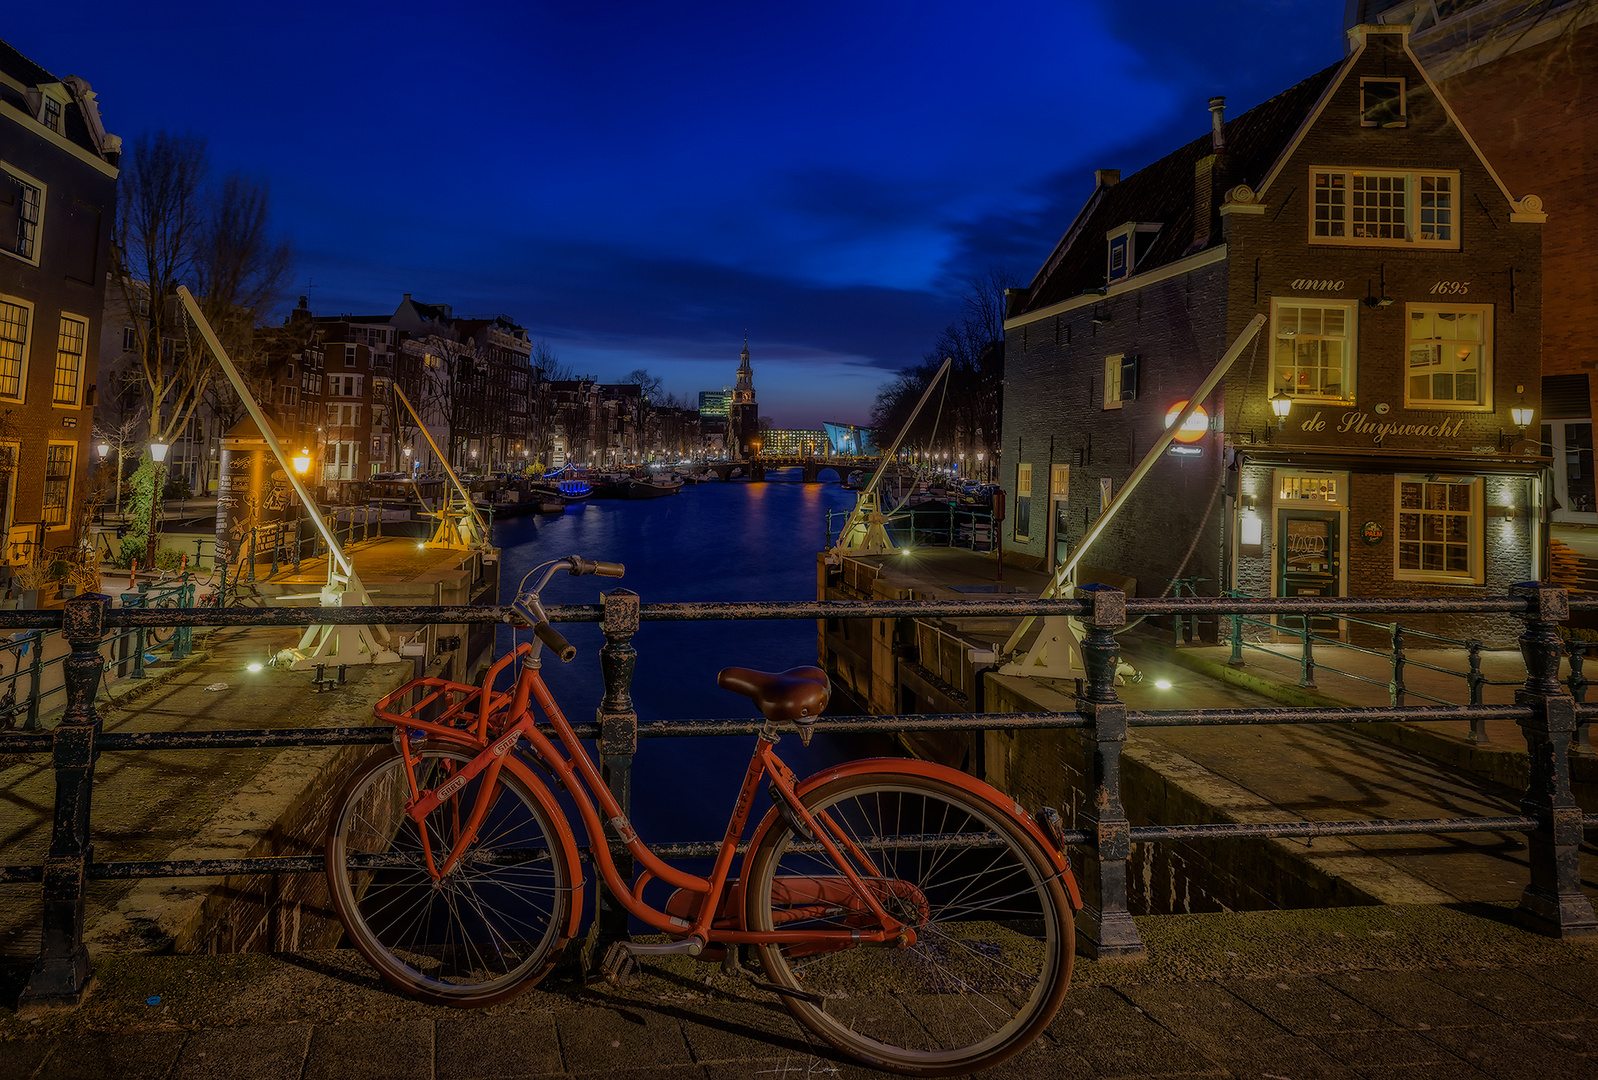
[1468,639,1488,739]
[1568,641,1591,753]
[131,583,148,680]
[596,587,640,953]
[1228,611,1244,666]
[172,577,193,660]
[25,628,43,730]
[1508,582,1597,938]
[269,521,281,577]
[1075,583,1143,959]
[1389,623,1405,707]
[21,592,111,1004]
[247,527,257,583]
[1298,617,1316,688]
[1171,579,1186,646]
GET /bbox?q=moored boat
[624,475,684,498]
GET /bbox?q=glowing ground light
[901,548,911,556]
[247,662,263,673]
[1154,679,1173,690]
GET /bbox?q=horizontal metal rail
[5,581,1596,1003]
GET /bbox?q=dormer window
[1105,222,1162,284]
[41,97,62,134]
[1360,77,1405,128]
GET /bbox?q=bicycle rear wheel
[326,745,573,1006]
[744,772,1072,1076]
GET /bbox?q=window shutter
[1120,355,1140,401]
[0,180,18,248]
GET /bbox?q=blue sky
[9,1,1344,426]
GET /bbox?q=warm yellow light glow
[1154,679,1172,690]
[1240,509,1263,546]
[246,662,263,673]
[292,449,311,474]
[1511,405,1534,429]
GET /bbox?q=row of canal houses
[998,10,1592,640]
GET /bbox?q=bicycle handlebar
[533,622,577,662]
[569,556,625,578]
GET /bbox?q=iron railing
[825,503,997,552]
[1,586,1594,1004]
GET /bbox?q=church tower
[729,334,759,458]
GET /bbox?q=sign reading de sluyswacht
[1298,410,1466,445]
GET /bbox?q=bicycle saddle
[717,665,830,724]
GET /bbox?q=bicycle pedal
[600,941,638,987]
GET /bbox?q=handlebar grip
[534,622,577,663]
[568,556,625,578]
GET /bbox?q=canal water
[491,470,884,847]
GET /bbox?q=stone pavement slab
[32,1030,185,1080]
[434,1015,562,1080]
[1321,969,1505,1029]
[306,1021,433,1080]
[170,1023,312,1080]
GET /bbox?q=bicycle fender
[496,756,586,941]
[756,757,1083,912]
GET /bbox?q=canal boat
[624,474,684,499]
[530,464,593,504]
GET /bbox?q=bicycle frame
[377,645,920,951]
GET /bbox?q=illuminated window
[1310,168,1456,248]
[1272,299,1356,401]
[54,314,87,406]
[1406,304,1491,408]
[1102,354,1137,409]
[0,298,30,399]
[1014,463,1032,541]
[43,443,74,528]
[1395,475,1482,583]
[0,166,45,263]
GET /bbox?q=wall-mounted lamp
[1269,390,1293,431]
[1511,404,1534,431]
[292,448,312,475]
[1501,394,1535,451]
[1240,497,1263,549]
[1364,295,1394,308]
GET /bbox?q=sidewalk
[2,902,1595,1078]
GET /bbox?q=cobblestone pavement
[3,903,1596,1079]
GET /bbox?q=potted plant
[9,558,49,610]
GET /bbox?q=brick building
[1000,24,1545,639]
[1350,0,1598,524]
[0,40,118,562]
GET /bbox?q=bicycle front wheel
[326,746,573,1006]
[744,772,1073,1076]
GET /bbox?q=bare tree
[870,267,1016,464]
[529,340,574,469]
[113,131,292,560]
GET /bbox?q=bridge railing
[1,586,1593,1002]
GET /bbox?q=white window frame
[1359,76,1406,127]
[42,441,75,530]
[0,162,47,267]
[1404,303,1493,411]
[1271,298,1357,403]
[53,312,88,408]
[1309,167,1459,250]
[1393,474,1484,585]
[0,294,33,403]
[1103,354,1124,410]
[1014,463,1033,542]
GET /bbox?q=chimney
[1095,169,1121,189]
[1192,98,1233,253]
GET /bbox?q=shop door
[1277,509,1340,634]
[1046,464,1070,570]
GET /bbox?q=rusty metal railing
[1,585,1594,1004]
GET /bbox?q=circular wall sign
[1163,401,1209,444]
[1361,520,1384,545]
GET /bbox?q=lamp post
[145,438,169,568]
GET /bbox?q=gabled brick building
[0,39,117,562]
[1000,24,1545,636]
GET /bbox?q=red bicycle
[325,555,1080,1075]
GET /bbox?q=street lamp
[1270,391,1293,430]
[145,439,170,569]
[292,448,312,475]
